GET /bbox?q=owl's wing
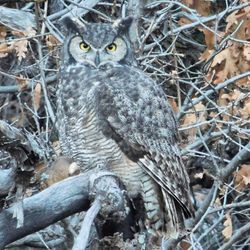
[98,67,193,217]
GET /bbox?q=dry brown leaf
[214,197,222,207]
[182,0,193,5]
[207,43,250,87]
[222,212,233,239]
[235,76,250,89]
[205,6,250,88]
[11,30,29,38]
[226,6,250,40]
[16,75,29,90]
[199,28,224,60]
[243,44,250,61]
[182,102,207,143]
[182,0,211,16]
[33,83,42,112]
[226,11,240,33]
[234,164,250,191]
[199,48,213,61]
[45,34,61,50]
[0,26,7,40]
[14,40,28,61]
[202,29,215,50]
[218,90,250,121]
[10,30,32,61]
[168,97,179,113]
[240,98,250,119]
[179,0,212,25]
[0,44,11,58]
[211,49,228,68]
[220,89,243,102]
[0,26,10,58]
[218,90,244,121]
[178,17,193,26]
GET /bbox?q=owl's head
[62,17,135,68]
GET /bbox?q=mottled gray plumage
[56,17,194,238]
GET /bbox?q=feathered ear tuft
[61,17,86,33]
[113,16,133,34]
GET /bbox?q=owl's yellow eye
[79,42,90,52]
[106,43,117,52]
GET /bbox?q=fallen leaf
[178,17,192,26]
[45,34,61,50]
[0,26,7,40]
[202,29,215,50]
[182,102,207,143]
[222,212,233,239]
[168,97,179,113]
[182,0,193,5]
[0,43,10,58]
[14,40,28,61]
[0,26,10,58]
[234,164,250,191]
[199,48,213,61]
[240,98,250,119]
[182,0,211,16]
[207,43,250,87]
[33,83,42,112]
[16,75,29,90]
[226,6,250,40]
[220,89,243,102]
[214,197,222,207]
[243,44,250,61]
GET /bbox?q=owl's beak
[94,52,100,67]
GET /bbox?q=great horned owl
[56,17,194,238]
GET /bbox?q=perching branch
[0,170,128,249]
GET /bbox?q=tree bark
[0,174,90,248]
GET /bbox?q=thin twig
[72,199,101,250]
[218,222,250,250]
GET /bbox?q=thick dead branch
[0,170,129,249]
[73,173,126,250]
[0,174,90,248]
[61,0,108,21]
[0,6,36,32]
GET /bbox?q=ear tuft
[113,16,133,34]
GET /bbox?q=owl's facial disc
[69,35,128,68]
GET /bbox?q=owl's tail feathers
[141,175,185,239]
[161,190,186,239]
